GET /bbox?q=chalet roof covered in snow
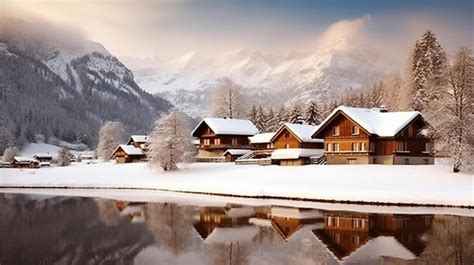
[128,135,150,143]
[191,118,258,136]
[271,148,323,160]
[113,145,144,156]
[225,207,256,218]
[271,123,323,143]
[341,236,416,263]
[312,106,423,138]
[223,149,252,156]
[249,132,275,144]
[13,156,39,163]
[32,153,54,159]
[204,226,258,244]
[271,207,323,219]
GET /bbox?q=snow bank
[0,162,472,207]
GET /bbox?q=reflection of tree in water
[211,242,250,265]
[384,216,474,265]
[144,203,196,256]
[96,198,121,226]
[0,194,153,265]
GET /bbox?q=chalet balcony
[198,144,254,150]
[325,150,372,155]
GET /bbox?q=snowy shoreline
[0,162,472,208]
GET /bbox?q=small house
[33,153,53,166]
[126,135,150,151]
[191,118,258,161]
[12,156,40,168]
[223,149,252,162]
[270,123,324,166]
[249,132,275,150]
[112,144,146,163]
[311,106,434,165]
[77,151,97,161]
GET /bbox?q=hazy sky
[3,0,473,59]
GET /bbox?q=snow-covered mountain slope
[123,37,389,117]
[0,18,172,148]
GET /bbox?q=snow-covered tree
[255,105,267,131]
[265,108,276,132]
[428,47,473,172]
[96,121,125,161]
[148,108,195,171]
[275,105,288,128]
[248,105,258,125]
[288,105,304,124]
[211,78,246,119]
[304,101,322,125]
[409,30,447,112]
[56,146,71,167]
[383,74,403,111]
[1,146,18,163]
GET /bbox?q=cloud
[317,15,371,48]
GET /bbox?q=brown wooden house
[311,106,434,165]
[270,123,324,166]
[191,118,258,160]
[112,144,146,163]
[12,156,40,168]
[126,135,150,151]
[249,132,275,150]
[313,211,433,261]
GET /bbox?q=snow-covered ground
[1,162,472,207]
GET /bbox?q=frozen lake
[0,190,472,265]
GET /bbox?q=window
[397,141,408,151]
[214,138,221,145]
[423,159,429,164]
[335,217,340,227]
[231,138,238,145]
[352,235,360,245]
[203,139,210,146]
[332,126,340,136]
[408,125,414,137]
[352,126,360,135]
[352,218,360,228]
[361,142,366,151]
[333,143,340,151]
[352,142,360,151]
[327,216,333,226]
[285,144,290,149]
[327,143,333,152]
[404,158,410,165]
[347,158,357,164]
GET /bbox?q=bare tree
[1,146,18,163]
[427,47,473,172]
[148,108,195,171]
[96,121,125,161]
[56,146,71,167]
[211,78,246,119]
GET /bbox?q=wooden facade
[12,158,40,168]
[313,110,434,165]
[193,122,254,158]
[113,146,146,163]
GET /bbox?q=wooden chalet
[249,132,275,150]
[112,144,146,163]
[270,123,324,166]
[269,207,324,240]
[313,211,433,261]
[312,106,434,165]
[12,156,40,168]
[126,135,150,151]
[191,118,258,160]
[33,153,53,166]
[223,149,252,162]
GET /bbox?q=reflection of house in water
[114,201,146,223]
[194,204,257,242]
[270,207,324,240]
[313,211,433,262]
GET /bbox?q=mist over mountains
[0,17,172,149]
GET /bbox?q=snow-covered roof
[13,156,39,163]
[113,144,145,156]
[271,207,323,219]
[223,149,252,156]
[128,135,150,143]
[191,118,258,136]
[272,123,323,143]
[341,236,416,264]
[33,153,54,158]
[312,106,422,138]
[225,207,255,218]
[204,226,258,244]
[271,148,323,160]
[249,132,275,144]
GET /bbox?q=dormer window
[332,126,340,136]
[352,126,359,135]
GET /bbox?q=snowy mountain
[123,36,389,118]
[0,18,172,149]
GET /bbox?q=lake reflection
[0,193,472,265]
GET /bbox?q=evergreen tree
[304,101,322,125]
[248,105,258,125]
[275,105,287,128]
[288,105,304,124]
[265,108,276,132]
[255,105,267,132]
[410,30,447,112]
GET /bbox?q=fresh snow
[271,148,323,159]
[113,144,144,156]
[249,132,275,144]
[0,162,472,207]
[128,135,150,143]
[223,149,252,156]
[192,118,258,136]
[315,106,421,137]
[282,123,323,143]
[204,226,258,244]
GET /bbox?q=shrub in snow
[96,121,125,161]
[56,146,71,167]
[148,108,195,171]
[1,146,18,163]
